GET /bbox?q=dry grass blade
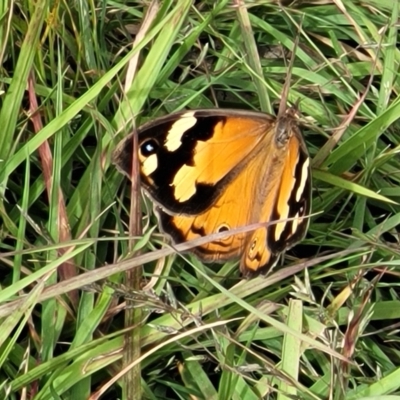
[28,73,78,308]
[120,3,160,398]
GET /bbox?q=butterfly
[113,107,311,277]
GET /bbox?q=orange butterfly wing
[114,109,311,277]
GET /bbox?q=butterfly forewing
[114,110,275,215]
[240,119,311,276]
[270,133,311,252]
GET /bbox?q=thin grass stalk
[121,2,160,397]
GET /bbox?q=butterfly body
[113,109,311,277]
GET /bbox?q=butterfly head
[275,107,300,147]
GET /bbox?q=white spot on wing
[292,212,300,233]
[171,164,196,202]
[164,111,197,152]
[296,157,310,201]
[142,154,158,175]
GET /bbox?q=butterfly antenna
[277,18,303,117]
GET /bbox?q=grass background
[1,0,400,399]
